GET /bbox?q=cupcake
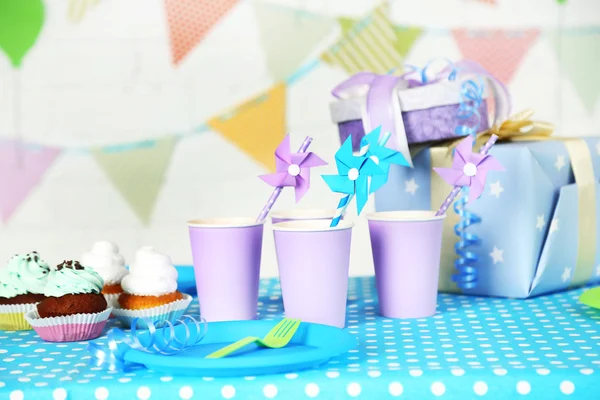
[81,241,127,309]
[113,246,191,328]
[0,252,51,330]
[24,261,111,342]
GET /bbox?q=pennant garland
[321,4,404,74]
[551,32,600,112]
[0,0,45,68]
[67,0,100,23]
[0,141,60,222]
[1,1,599,224]
[254,2,335,81]
[165,0,238,66]
[92,137,177,225]
[208,83,287,172]
[337,16,424,61]
[452,29,539,83]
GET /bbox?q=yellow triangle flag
[92,137,177,225]
[208,83,286,172]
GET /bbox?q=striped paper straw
[256,136,313,223]
[330,132,392,227]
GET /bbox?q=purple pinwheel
[433,135,505,203]
[259,135,327,202]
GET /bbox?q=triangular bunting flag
[452,29,539,83]
[164,0,238,66]
[394,26,424,59]
[338,16,424,60]
[321,4,404,75]
[208,83,286,172]
[550,32,600,112]
[254,2,335,81]
[0,141,60,222]
[92,137,176,225]
[67,0,100,23]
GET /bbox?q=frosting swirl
[121,246,178,296]
[81,241,127,285]
[0,252,50,298]
[44,261,104,297]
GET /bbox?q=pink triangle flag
[0,141,60,222]
[452,29,539,83]
[165,0,238,66]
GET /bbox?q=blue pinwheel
[322,135,384,227]
[360,126,410,194]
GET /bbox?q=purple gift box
[328,61,510,161]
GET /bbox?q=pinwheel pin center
[287,164,300,176]
[463,162,477,177]
[348,168,359,181]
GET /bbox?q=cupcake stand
[1,134,600,399]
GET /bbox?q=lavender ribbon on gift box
[87,315,207,372]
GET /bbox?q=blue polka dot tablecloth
[1,277,599,400]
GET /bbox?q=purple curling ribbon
[87,315,207,372]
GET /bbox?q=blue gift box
[374,138,600,298]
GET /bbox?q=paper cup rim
[366,210,447,222]
[270,209,338,220]
[187,217,265,228]
[272,219,354,232]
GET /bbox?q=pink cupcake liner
[24,307,112,342]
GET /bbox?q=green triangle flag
[0,0,45,67]
[394,26,424,59]
[254,2,335,81]
[92,137,177,225]
[550,32,600,112]
[323,5,422,75]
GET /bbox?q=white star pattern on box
[561,267,572,283]
[489,246,504,264]
[489,180,504,198]
[555,155,566,171]
[550,218,559,234]
[405,178,419,195]
[536,215,546,231]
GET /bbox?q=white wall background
[0,0,599,277]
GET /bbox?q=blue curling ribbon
[410,59,486,289]
[453,187,482,289]
[87,315,207,372]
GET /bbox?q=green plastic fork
[205,318,301,359]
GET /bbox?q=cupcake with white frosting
[112,246,191,328]
[81,241,127,308]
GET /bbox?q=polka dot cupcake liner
[112,294,193,329]
[0,303,37,331]
[24,307,112,342]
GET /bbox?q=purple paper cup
[366,211,446,319]
[272,219,353,328]
[188,217,264,322]
[270,209,338,225]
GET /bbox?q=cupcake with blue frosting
[24,260,112,342]
[0,252,51,330]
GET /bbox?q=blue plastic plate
[175,266,196,295]
[124,320,357,377]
